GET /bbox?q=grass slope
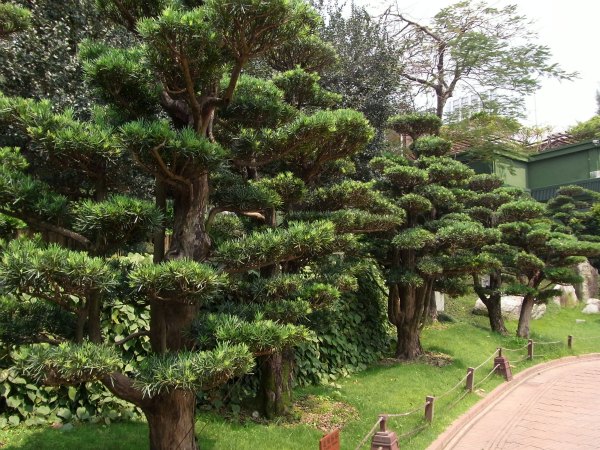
[2,296,599,450]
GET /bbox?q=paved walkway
[429,355,600,450]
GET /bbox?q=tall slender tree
[384,0,574,118]
[372,114,498,358]
[463,175,527,334]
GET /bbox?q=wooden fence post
[466,367,474,392]
[425,396,435,423]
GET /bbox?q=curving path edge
[428,354,600,450]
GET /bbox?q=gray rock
[585,298,600,305]
[473,296,546,320]
[552,285,578,307]
[575,260,598,302]
[582,303,600,314]
[433,291,445,312]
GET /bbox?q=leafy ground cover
[2,295,599,450]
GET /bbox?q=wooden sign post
[319,429,340,450]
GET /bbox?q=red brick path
[429,355,600,449]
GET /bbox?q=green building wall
[493,158,528,190]
[460,140,600,201]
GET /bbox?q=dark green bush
[295,262,390,385]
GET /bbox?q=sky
[356,0,600,132]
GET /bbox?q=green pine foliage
[15,342,122,385]
[0,0,383,440]
[0,3,31,37]
[386,113,442,140]
[136,343,254,396]
[129,260,226,303]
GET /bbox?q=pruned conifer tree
[494,199,600,337]
[0,0,377,447]
[371,114,498,359]
[462,175,527,334]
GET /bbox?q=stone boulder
[575,260,598,302]
[433,291,445,312]
[551,285,578,307]
[582,298,600,314]
[473,295,546,320]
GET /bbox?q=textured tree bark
[167,173,211,261]
[149,301,167,354]
[162,302,199,351]
[395,321,423,359]
[482,292,507,335]
[74,309,86,344]
[473,273,507,334]
[153,179,166,264]
[389,283,425,360]
[144,390,198,450]
[87,290,102,344]
[258,347,295,419]
[516,294,535,338]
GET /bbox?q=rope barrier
[474,350,497,371]
[354,417,383,450]
[398,423,429,439]
[474,364,500,389]
[500,343,529,353]
[443,388,470,412]
[570,335,600,341]
[436,372,470,400]
[512,355,531,364]
[386,402,426,418]
[353,332,599,449]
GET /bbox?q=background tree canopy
[383,0,575,118]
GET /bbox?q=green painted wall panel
[528,151,591,189]
[493,158,527,189]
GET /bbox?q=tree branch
[0,209,91,247]
[101,372,152,409]
[149,144,193,193]
[400,73,438,90]
[206,207,265,230]
[179,56,202,132]
[114,331,150,346]
[110,0,139,34]
[389,12,443,42]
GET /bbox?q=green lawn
[2,296,600,450]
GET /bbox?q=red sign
[319,429,340,450]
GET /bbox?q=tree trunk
[388,280,426,360]
[516,294,535,338]
[74,309,86,344]
[482,292,507,335]
[167,173,211,261]
[163,302,198,350]
[87,290,102,343]
[436,97,445,119]
[260,208,279,277]
[153,179,166,264]
[395,321,423,360]
[473,272,507,334]
[145,390,197,450]
[258,347,294,419]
